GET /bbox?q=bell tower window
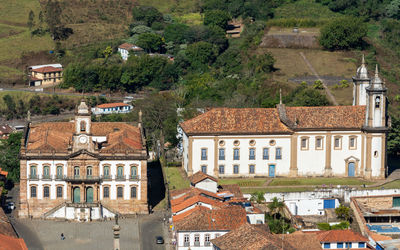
[375,96,380,108]
[80,121,86,132]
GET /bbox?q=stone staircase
[42,202,66,219]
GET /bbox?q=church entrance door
[86,187,93,203]
[348,162,355,177]
[269,165,275,177]
[73,187,80,203]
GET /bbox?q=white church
[180,57,389,180]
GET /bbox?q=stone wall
[355,196,393,210]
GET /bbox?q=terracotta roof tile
[219,184,243,198]
[118,43,143,51]
[180,106,366,135]
[314,229,368,243]
[0,208,15,237]
[32,66,62,73]
[369,231,392,242]
[26,122,143,153]
[174,205,247,231]
[211,223,298,250]
[0,234,28,250]
[282,233,322,250]
[189,171,218,184]
[180,108,292,135]
[286,106,366,130]
[96,103,130,109]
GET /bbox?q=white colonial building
[19,101,148,221]
[180,58,388,180]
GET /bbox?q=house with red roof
[180,57,389,180]
[309,229,372,249]
[118,43,144,61]
[91,102,133,115]
[28,64,63,86]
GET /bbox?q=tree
[204,10,231,30]
[335,204,351,221]
[287,85,330,107]
[388,116,400,156]
[130,25,154,36]
[132,6,163,26]
[136,33,164,52]
[268,197,285,220]
[186,41,216,70]
[386,0,400,19]
[250,191,265,204]
[27,10,35,31]
[0,132,23,183]
[103,46,113,60]
[134,92,179,157]
[164,23,190,44]
[319,17,367,50]
[249,53,275,74]
[3,94,16,120]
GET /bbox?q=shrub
[317,222,331,231]
[204,10,231,30]
[313,80,324,89]
[319,17,367,50]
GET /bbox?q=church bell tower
[353,55,370,106]
[365,65,388,129]
[73,100,93,152]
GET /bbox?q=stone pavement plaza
[15,218,141,250]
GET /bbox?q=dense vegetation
[0,133,23,183]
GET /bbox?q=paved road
[140,212,166,250]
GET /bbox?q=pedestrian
[61,233,65,240]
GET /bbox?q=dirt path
[299,52,338,105]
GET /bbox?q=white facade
[194,178,218,193]
[321,242,367,249]
[286,198,339,216]
[91,104,133,115]
[118,48,129,61]
[177,231,227,250]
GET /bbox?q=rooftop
[313,229,368,243]
[188,171,218,185]
[180,105,366,135]
[32,66,63,73]
[96,102,130,109]
[118,43,143,51]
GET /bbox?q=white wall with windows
[177,231,227,250]
[321,241,367,249]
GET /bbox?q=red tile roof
[286,106,366,130]
[314,229,368,243]
[0,208,15,237]
[0,168,8,177]
[118,43,143,51]
[219,184,243,198]
[26,122,143,154]
[174,205,247,231]
[211,223,298,250]
[180,105,367,135]
[0,234,28,250]
[32,66,62,73]
[189,171,218,184]
[282,233,322,250]
[171,192,224,213]
[96,102,130,109]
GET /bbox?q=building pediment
[344,156,360,162]
[68,150,99,160]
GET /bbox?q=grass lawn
[0,0,42,25]
[218,178,267,187]
[274,0,340,19]
[380,180,400,189]
[269,177,375,186]
[165,166,190,190]
[242,187,315,194]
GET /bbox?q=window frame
[201,148,208,160]
[334,136,342,150]
[263,148,269,160]
[345,242,352,248]
[56,165,63,178]
[218,165,225,174]
[201,165,207,174]
[233,148,240,160]
[130,165,138,179]
[56,185,63,198]
[194,234,200,246]
[103,165,110,178]
[184,234,190,247]
[30,185,37,198]
[249,148,256,160]
[358,242,365,248]
[349,136,357,150]
[43,185,50,199]
[323,242,330,249]
[74,166,80,177]
[337,242,343,248]
[116,186,124,199]
[204,234,211,246]
[233,165,239,174]
[43,165,50,179]
[30,165,37,179]
[130,185,137,199]
[86,166,93,177]
[103,186,110,199]
[276,147,282,160]
[249,164,255,174]
[117,165,124,179]
[300,136,309,150]
[218,148,225,161]
[315,136,324,150]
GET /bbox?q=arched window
[30,165,37,179]
[43,166,50,179]
[375,96,381,108]
[74,166,80,177]
[30,186,37,198]
[131,186,137,198]
[43,186,50,198]
[117,166,124,179]
[80,120,86,132]
[86,166,92,177]
[130,166,137,178]
[56,166,63,178]
[103,166,110,177]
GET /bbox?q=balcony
[29,175,38,180]
[65,175,101,183]
[102,175,112,180]
[129,175,140,181]
[42,175,51,180]
[116,175,125,181]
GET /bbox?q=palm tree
[250,191,265,204]
[268,197,285,220]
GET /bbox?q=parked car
[7,202,15,210]
[156,236,164,244]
